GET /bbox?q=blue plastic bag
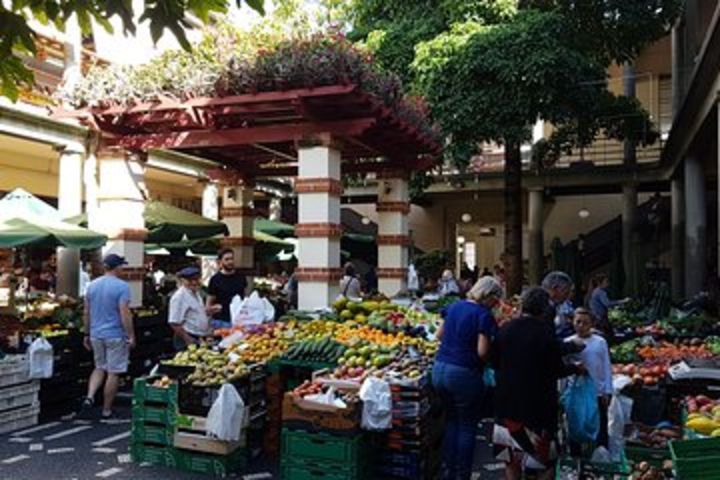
[561,375,600,443]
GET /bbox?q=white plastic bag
[608,394,634,461]
[28,337,54,379]
[206,384,247,441]
[232,291,274,326]
[229,295,243,326]
[359,377,392,430]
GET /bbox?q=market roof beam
[109,118,378,150]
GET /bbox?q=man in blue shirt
[80,254,135,418]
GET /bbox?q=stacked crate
[245,365,269,462]
[39,332,93,420]
[0,355,40,434]
[263,371,283,459]
[280,428,368,480]
[130,377,178,467]
[131,376,249,476]
[128,310,174,379]
[373,381,443,480]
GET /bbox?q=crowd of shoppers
[433,270,616,480]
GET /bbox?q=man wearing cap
[169,266,214,349]
[81,254,135,418]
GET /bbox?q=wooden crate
[0,381,40,413]
[173,431,245,455]
[0,403,39,435]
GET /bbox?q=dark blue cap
[177,266,201,279]
[103,253,128,270]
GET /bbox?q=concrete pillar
[684,155,706,297]
[91,148,147,306]
[671,176,685,299]
[622,184,638,295]
[528,188,544,285]
[295,141,342,309]
[220,179,255,278]
[671,24,684,119]
[376,172,410,297]
[201,181,220,286]
[56,144,84,297]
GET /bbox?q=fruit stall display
[133,301,443,479]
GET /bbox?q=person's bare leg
[102,373,119,415]
[505,457,522,480]
[86,368,106,401]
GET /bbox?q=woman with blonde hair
[433,276,503,480]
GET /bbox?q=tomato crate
[130,442,173,467]
[131,402,176,426]
[669,437,720,479]
[170,446,247,476]
[280,458,367,480]
[133,377,178,405]
[131,422,175,446]
[281,428,367,464]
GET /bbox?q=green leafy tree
[0,0,266,101]
[341,0,680,294]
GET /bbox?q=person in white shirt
[79,262,91,297]
[566,307,614,448]
[339,262,362,299]
[168,266,218,350]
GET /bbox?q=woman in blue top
[432,276,503,480]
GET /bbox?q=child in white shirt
[566,307,614,447]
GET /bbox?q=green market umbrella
[0,189,106,249]
[145,231,293,257]
[66,200,229,243]
[254,218,295,238]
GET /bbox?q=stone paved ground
[1,405,504,480]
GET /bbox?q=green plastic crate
[281,458,365,480]
[131,422,174,446]
[556,454,631,480]
[132,403,176,426]
[170,447,247,476]
[625,445,670,468]
[133,377,178,405]
[130,442,172,466]
[670,437,720,479]
[282,428,366,464]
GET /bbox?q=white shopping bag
[206,383,247,441]
[28,337,54,379]
[359,377,392,430]
[232,291,275,326]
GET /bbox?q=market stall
[128,299,443,478]
[0,189,107,425]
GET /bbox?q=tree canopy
[0,0,266,100]
[341,0,682,293]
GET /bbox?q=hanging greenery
[64,27,439,143]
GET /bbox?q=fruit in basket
[685,416,720,435]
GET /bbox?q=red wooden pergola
[54,84,442,175]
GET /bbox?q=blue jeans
[432,361,485,480]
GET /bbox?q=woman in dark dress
[492,287,583,480]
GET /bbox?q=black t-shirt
[208,271,247,322]
[492,314,574,433]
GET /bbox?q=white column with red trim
[91,148,147,306]
[377,172,410,297]
[295,141,342,310]
[201,181,220,286]
[220,179,255,283]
